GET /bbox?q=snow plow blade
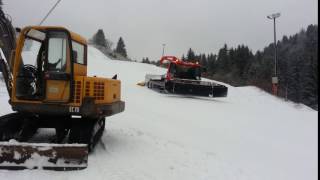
[0,142,88,170]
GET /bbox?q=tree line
[90,29,129,60]
[142,24,318,109]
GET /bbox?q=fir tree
[187,48,196,62]
[92,29,107,47]
[215,44,229,73]
[207,53,216,74]
[115,37,127,58]
[145,57,150,64]
[181,54,186,61]
[142,57,150,64]
[200,54,207,67]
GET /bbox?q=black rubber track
[69,117,105,152]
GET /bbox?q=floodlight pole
[273,17,277,77]
[162,44,166,57]
[267,13,280,96]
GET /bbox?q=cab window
[72,41,85,64]
[47,32,68,72]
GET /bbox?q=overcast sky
[3,0,318,61]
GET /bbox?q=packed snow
[0,46,317,180]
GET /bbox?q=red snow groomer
[145,56,228,97]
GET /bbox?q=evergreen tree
[302,25,318,108]
[234,45,254,79]
[200,54,207,67]
[187,48,196,62]
[207,53,216,74]
[181,54,186,61]
[145,57,150,64]
[215,44,229,73]
[115,37,127,58]
[92,29,107,47]
[287,52,304,103]
[142,57,150,64]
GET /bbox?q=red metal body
[160,56,201,68]
[160,56,201,80]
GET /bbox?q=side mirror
[73,50,78,62]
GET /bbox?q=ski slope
[0,46,318,180]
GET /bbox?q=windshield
[21,28,46,67]
[169,63,201,80]
[21,38,42,67]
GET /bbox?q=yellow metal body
[71,76,121,106]
[10,26,122,116]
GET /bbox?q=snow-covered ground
[0,46,317,180]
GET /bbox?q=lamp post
[162,44,166,57]
[267,13,280,96]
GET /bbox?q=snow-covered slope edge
[0,46,317,180]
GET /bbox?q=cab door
[44,31,72,102]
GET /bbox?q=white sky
[3,0,318,61]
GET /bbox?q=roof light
[267,13,280,19]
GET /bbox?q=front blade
[0,142,88,170]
